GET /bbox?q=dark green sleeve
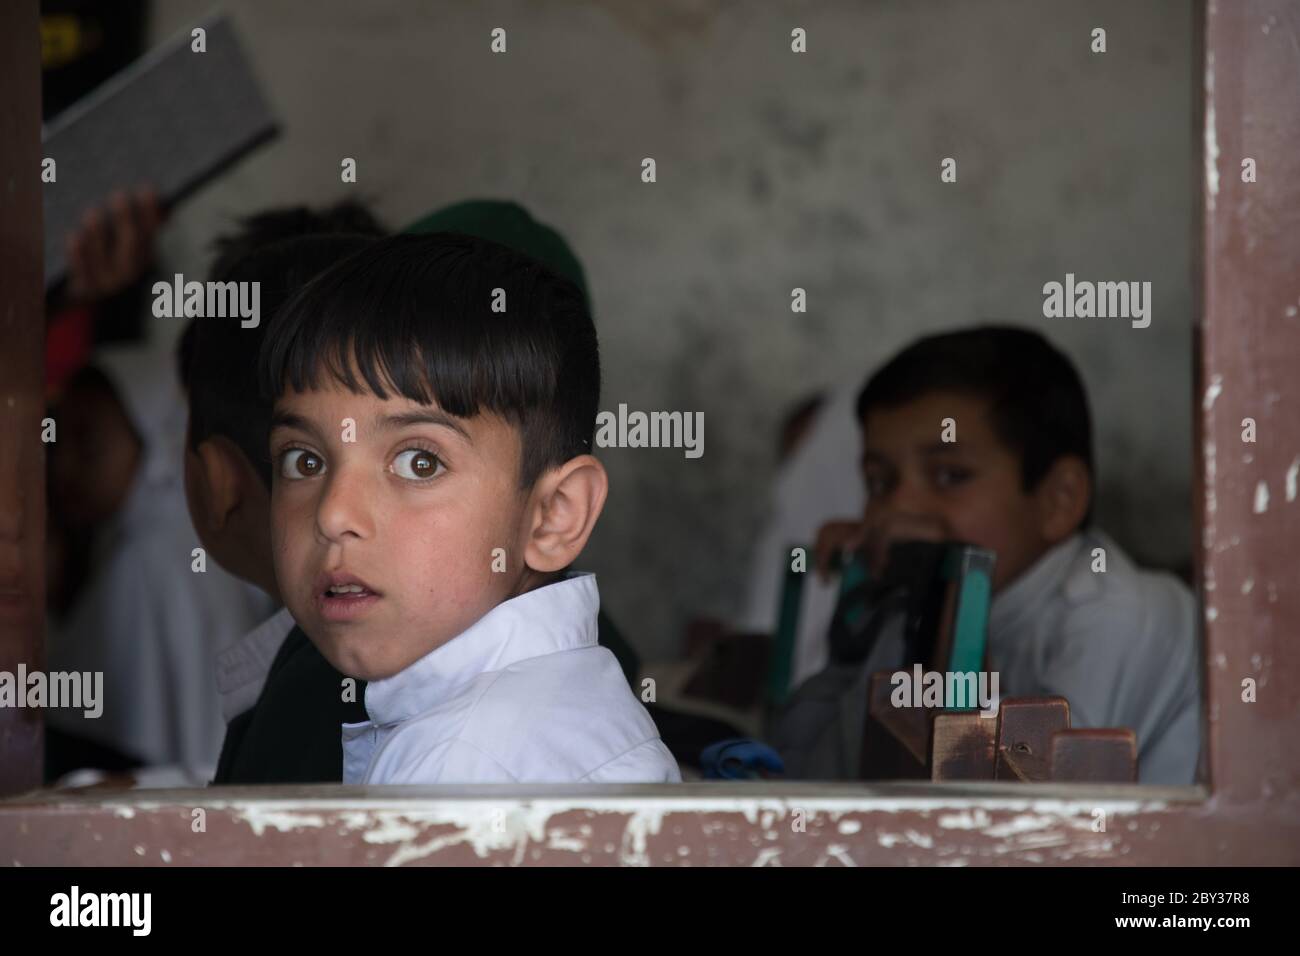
[596,608,640,689]
[211,707,253,784]
[211,626,369,785]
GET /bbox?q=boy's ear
[190,435,252,533]
[1035,455,1091,544]
[523,455,609,574]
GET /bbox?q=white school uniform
[987,529,1201,785]
[342,573,682,785]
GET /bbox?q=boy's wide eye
[934,465,973,489]
[864,471,892,499]
[280,448,325,480]
[392,448,444,481]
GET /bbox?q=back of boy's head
[856,326,1094,518]
[207,199,385,281]
[257,232,600,490]
[179,233,381,488]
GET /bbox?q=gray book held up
[41,13,280,289]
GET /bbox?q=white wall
[148,0,1195,660]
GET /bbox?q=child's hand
[860,512,950,577]
[813,512,951,582]
[813,518,868,581]
[64,187,164,305]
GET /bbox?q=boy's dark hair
[856,326,1094,522]
[207,199,385,282]
[258,232,601,489]
[179,234,380,488]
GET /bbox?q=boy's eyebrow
[373,410,472,442]
[862,444,971,469]
[269,410,324,437]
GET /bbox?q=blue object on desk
[700,738,786,779]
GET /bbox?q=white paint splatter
[236,808,327,836]
[877,829,935,849]
[938,808,993,830]
[1242,578,1254,595]
[35,790,1178,868]
[984,814,1071,839]
[1286,456,1299,502]
[751,847,783,867]
[1205,438,1217,523]
[1203,374,1223,411]
[1205,51,1219,209]
[1254,481,1270,513]
[338,811,419,844]
[904,828,934,848]
[818,844,859,867]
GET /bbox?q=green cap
[403,200,590,307]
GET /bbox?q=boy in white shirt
[258,233,681,784]
[810,327,1201,785]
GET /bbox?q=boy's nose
[314,466,374,543]
[888,477,934,517]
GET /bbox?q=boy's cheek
[942,511,1007,557]
[269,525,310,604]
[946,510,1037,586]
[923,485,1014,548]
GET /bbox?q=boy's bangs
[257,233,599,488]
[262,246,555,426]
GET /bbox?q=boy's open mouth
[317,571,383,622]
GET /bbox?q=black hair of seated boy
[856,325,1093,519]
